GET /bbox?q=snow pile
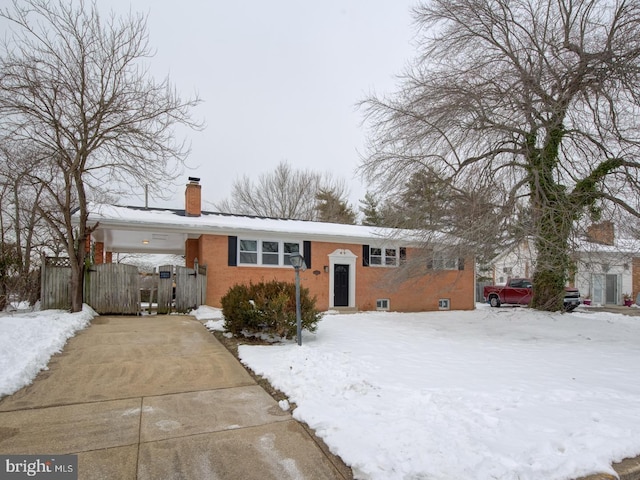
[0,305,96,397]
[192,304,223,321]
[239,306,640,480]
[1,301,639,479]
[193,305,226,331]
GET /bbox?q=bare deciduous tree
[0,0,202,312]
[215,160,355,222]
[360,0,640,311]
[0,141,52,307]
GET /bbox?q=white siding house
[483,222,640,305]
[486,238,536,285]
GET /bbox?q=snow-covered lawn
[3,304,639,480]
[0,305,96,397]
[233,305,640,480]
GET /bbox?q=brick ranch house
[84,179,475,312]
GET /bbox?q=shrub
[221,280,322,339]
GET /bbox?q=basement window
[438,298,450,310]
[376,299,390,311]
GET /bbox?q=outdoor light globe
[290,254,306,270]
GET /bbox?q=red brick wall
[185,182,201,217]
[197,234,475,311]
[185,238,200,268]
[586,221,615,246]
[94,242,104,265]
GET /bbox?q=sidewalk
[0,315,350,479]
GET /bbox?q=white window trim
[369,245,400,267]
[238,238,302,267]
[328,249,357,309]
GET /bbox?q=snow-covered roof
[574,237,640,255]
[83,203,448,254]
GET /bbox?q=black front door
[334,264,349,307]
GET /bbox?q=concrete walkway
[0,315,349,479]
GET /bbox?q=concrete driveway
[0,315,350,479]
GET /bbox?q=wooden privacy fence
[476,281,493,303]
[40,257,207,315]
[156,265,174,315]
[85,263,140,315]
[41,256,72,310]
[156,261,207,314]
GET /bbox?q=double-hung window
[238,239,301,267]
[283,242,300,266]
[370,246,399,267]
[433,257,458,270]
[429,253,461,270]
[262,241,279,265]
[239,240,258,264]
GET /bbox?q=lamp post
[289,254,306,346]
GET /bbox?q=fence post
[40,253,46,309]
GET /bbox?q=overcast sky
[114,0,420,211]
[5,0,421,211]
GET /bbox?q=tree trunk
[0,279,6,311]
[69,257,84,313]
[531,215,570,311]
[69,232,87,313]
[528,126,572,311]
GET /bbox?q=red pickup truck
[483,278,581,311]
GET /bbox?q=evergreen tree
[315,189,356,224]
[360,192,383,226]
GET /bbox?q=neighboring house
[482,222,640,306]
[573,222,640,306]
[483,238,536,285]
[83,179,476,312]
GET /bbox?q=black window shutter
[228,236,237,266]
[362,245,369,266]
[400,247,406,264]
[458,257,465,271]
[303,241,312,269]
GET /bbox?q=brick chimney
[185,177,201,217]
[586,221,615,246]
